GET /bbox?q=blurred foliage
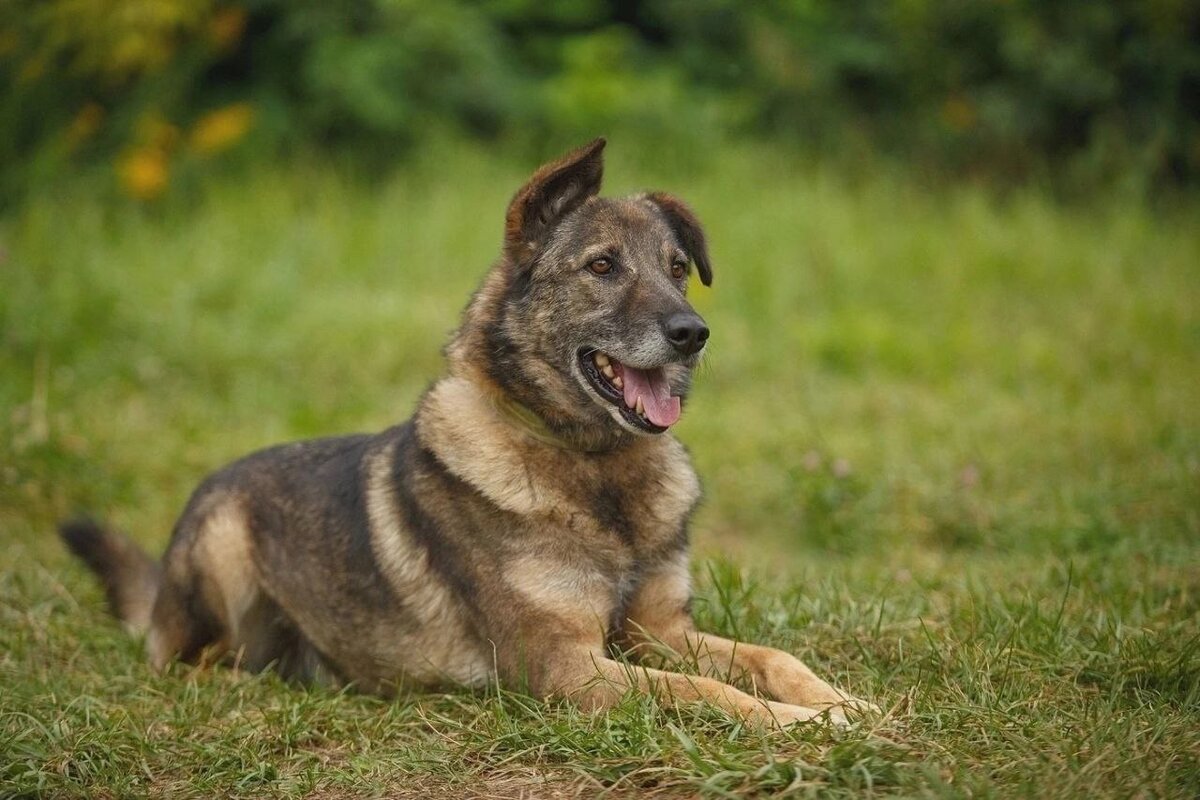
[2,0,1198,201]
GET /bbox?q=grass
[2,140,1198,797]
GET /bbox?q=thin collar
[491,393,610,453]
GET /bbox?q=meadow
[2,142,1198,797]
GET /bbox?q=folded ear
[645,192,713,286]
[505,138,606,261]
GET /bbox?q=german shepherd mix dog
[63,139,874,727]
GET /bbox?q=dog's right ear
[505,138,606,262]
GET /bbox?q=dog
[62,139,873,727]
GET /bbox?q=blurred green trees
[2,0,1198,199]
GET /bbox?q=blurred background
[3,0,1200,199]
[1,0,1197,565]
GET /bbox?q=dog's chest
[497,472,696,642]
[543,455,697,564]
[579,438,701,548]
[565,477,694,625]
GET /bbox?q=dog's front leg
[531,642,832,729]
[485,594,828,729]
[622,555,877,721]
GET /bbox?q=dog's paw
[761,700,851,729]
[791,695,879,727]
[833,695,881,718]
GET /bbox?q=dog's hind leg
[145,498,257,670]
[145,571,224,669]
[145,496,341,684]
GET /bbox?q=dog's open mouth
[579,349,681,432]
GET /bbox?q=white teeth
[601,365,615,379]
[635,396,645,416]
[612,375,623,389]
[594,352,610,367]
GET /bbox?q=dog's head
[452,139,713,448]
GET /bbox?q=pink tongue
[620,364,682,427]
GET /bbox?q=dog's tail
[60,517,161,635]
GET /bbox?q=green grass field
[2,143,1198,798]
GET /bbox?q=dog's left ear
[505,138,606,262]
[646,192,713,286]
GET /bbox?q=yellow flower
[189,103,255,154]
[117,148,169,201]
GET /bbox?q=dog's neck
[442,359,636,452]
[415,376,673,516]
[490,391,611,453]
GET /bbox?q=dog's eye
[589,258,613,275]
[671,262,687,280]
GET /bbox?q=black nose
[662,311,710,355]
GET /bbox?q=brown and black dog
[63,139,874,727]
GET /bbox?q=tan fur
[194,501,257,643]
[417,377,571,515]
[504,555,614,631]
[546,650,830,727]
